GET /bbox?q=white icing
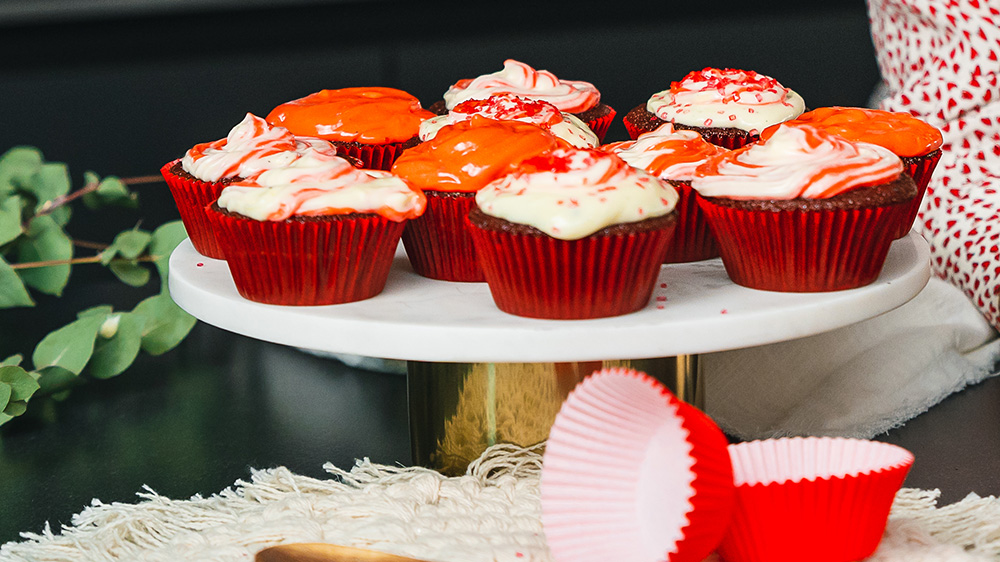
[646,69,805,132]
[475,148,678,240]
[604,123,726,181]
[443,60,600,113]
[420,97,598,148]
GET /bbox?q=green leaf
[133,293,196,355]
[89,313,145,379]
[82,172,138,209]
[78,305,114,319]
[32,315,104,375]
[49,204,72,227]
[101,228,152,265]
[0,196,23,246]
[27,162,71,213]
[4,401,27,417]
[16,214,72,296]
[0,364,41,401]
[149,221,187,287]
[36,365,79,395]
[0,147,43,197]
[0,382,9,412]
[109,260,151,287]
[0,256,34,308]
[1,354,23,367]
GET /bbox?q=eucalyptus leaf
[0,196,23,246]
[2,354,23,367]
[32,315,104,375]
[16,214,72,296]
[78,305,114,319]
[109,260,151,287]
[0,364,41,400]
[4,401,27,417]
[89,313,145,379]
[49,204,72,227]
[101,229,152,264]
[0,256,34,307]
[149,221,187,287]
[133,293,196,355]
[28,162,71,213]
[0,146,43,196]
[0,382,10,411]
[36,365,80,395]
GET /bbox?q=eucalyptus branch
[10,255,161,270]
[72,240,110,251]
[34,174,164,219]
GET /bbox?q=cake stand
[169,233,930,474]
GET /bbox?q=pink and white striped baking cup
[540,368,736,562]
[718,437,914,562]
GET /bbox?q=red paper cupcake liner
[401,191,484,282]
[468,216,675,319]
[664,181,720,263]
[621,105,755,149]
[160,160,227,260]
[894,149,942,239]
[541,368,735,562]
[335,141,412,171]
[718,438,913,562]
[206,207,405,306]
[695,128,756,150]
[582,105,617,144]
[696,196,909,292]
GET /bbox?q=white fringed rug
[2,444,998,562]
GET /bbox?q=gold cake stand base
[407,356,702,475]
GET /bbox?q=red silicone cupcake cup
[336,141,412,171]
[695,197,910,292]
[206,207,405,306]
[583,105,617,144]
[160,160,227,260]
[664,181,720,263]
[467,214,675,319]
[894,149,942,239]
[541,368,736,562]
[401,191,484,282]
[718,437,914,562]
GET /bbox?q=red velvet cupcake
[623,68,805,149]
[602,123,729,263]
[430,60,616,142]
[691,122,916,292]
[764,106,943,239]
[266,87,435,171]
[206,152,425,306]
[468,147,679,319]
[161,113,340,260]
[390,116,566,282]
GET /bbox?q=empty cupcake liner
[718,437,914,562]
[401,190,484,282]
[663,181,720,263]
[161,160,227,260]
[541,368,735,562]
[207,207,405,306]
[894,149,942,239]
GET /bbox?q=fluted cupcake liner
[336,141,411,171]
[401,191,484,282]
[622,105,756,150]
[696,197,909,292]
[664,181,720,263]
[467,216,675,319]
[541,368,735,562]
[718,437,914,562]
[160,159,227,260]
[207,207,405,306]
[894,149,943,239]
[582,105,617,144]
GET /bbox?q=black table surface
[2,320,999,547]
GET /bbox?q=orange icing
[762,106,943,157]
[266,87,436,144]
[602,131,728,179]
[390,116,566,193]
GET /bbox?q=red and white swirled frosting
[216,154,425,222]
[476,147,678,240]
[691,123,903,199]
[181,113,340,182]
[647,68,805,133]
[443,59,601,114]
[602,123,730,181]
[420,93,598,148]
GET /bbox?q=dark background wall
[0,0,881,235]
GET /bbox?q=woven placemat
[2,444,998,562]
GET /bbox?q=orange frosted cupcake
[469,148,679,319]
[764,106,943,239]
[602,123,729,263]
[624,68,805,149]
[692,123,916,292]
[207,152,425,305]
[266,87,435,170]
[161,113,341,259]
[391,116,566,282]
[431,60,616,142]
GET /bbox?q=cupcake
[420,93,599,148]
[624,68,805,149]
[390,116,566,282]
[161,113,340,259]
[602,123,729,263]
[468,147,679,319]
[265,87,436,170]
[764,106,943,239]
[206,152,426,306]
[430,59,617,142]
[691,122,917,292]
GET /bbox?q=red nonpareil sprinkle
[656,296,667,302]
[657,304,665,309]
[720,309,728,314]
[704,118,713,126]
[660,283,667,288]
[729,114,737,121]
[196,263,204,267]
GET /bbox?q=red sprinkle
[656,296,667,302]
[720,309,728,314]
[660,283,667,288]
[196,263,204,267]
